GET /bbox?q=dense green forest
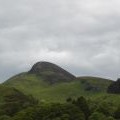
[0,93,119,120]
[0,62,119,120]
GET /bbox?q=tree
[107,116,115,120]
[0,115,11,120]
[96,102,114,117]
[89,112,106,120]
[73,96,90,120]
[1,91,38,117]
[107,78,120,94]
[66,97,72,103]
[13,103,85,120]
[114,106,120,119]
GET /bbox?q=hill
[0,85,27,104]
[107,78,120,94]
[0,85,37,116]
[1,61,120,120]
[3,62,113,102]
[28,61,76,84]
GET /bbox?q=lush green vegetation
[107,79,120,94]
[0,85,38,118]
[0,76,120,120]
[0,95,119,120]
[4,73,112,102]
[1,62,119,120]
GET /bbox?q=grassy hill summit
[28,61,76,84]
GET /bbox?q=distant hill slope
[107,78,120,94]
[78,76,112,92]
[0,85,26,103]
[0,85,36,116]
[0,85,35,105]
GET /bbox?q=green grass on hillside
[0,84,31,107]
[4,73,115,103]
[0,85,17,103]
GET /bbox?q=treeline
[107,79,120,94]
[0,96,120,120]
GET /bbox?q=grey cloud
[0,0,120,82]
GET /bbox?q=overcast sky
[0,0,120,82]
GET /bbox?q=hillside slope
[107,78,120,94]
[0,85,37,116]
[3,61,113,102]
[4,74,111,102]
[29,61,76,84]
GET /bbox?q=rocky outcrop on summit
[107,78,120,94]
[29,62,76,84]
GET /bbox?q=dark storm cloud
[0,0,120,82]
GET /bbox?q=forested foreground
[0,96,120,120]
